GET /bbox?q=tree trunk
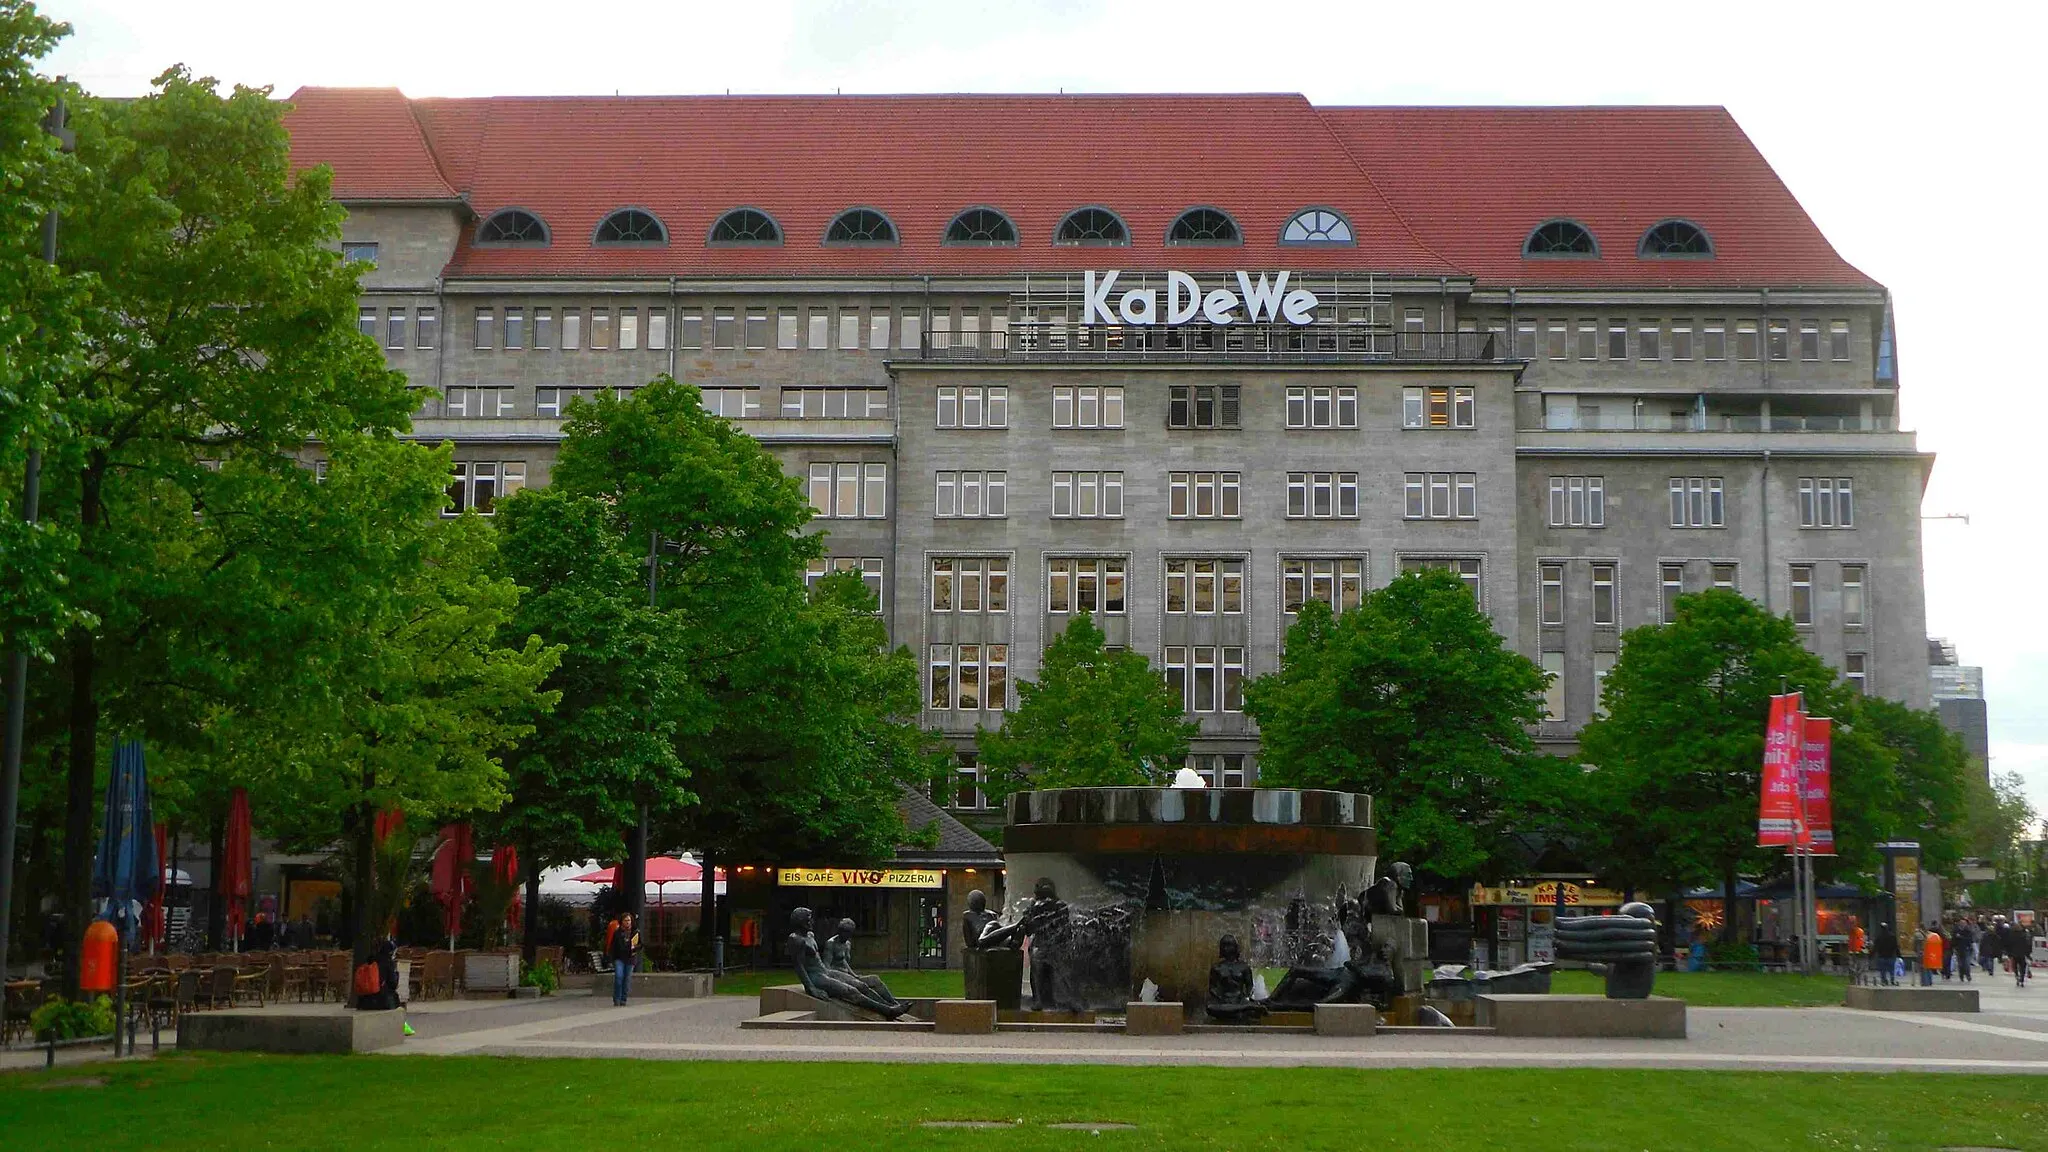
[348,801,375,976]
[625,803,648,924]
[521,849,541,968]
[1721,863,1739,945]
[60,626,95,997]
[698,848,716,942]
[205,809,226,951]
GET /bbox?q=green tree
[977,612,1196,794]
[1245,573,1575,885]
[1840,695,1970,876]
[19,69,419,986]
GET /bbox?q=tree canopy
[1244,572,1576,883]
[976,612,1196,794]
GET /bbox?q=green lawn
[5,1055,2046,1151]
[717,967,1849,1007]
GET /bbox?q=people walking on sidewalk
[2008,920,2033,988]
[609,911,641,1006]
[1953,918,1975,983]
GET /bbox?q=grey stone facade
[327,199,1925,811]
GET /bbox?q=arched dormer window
[944,207,1018,246]
[476,208,549,246]
[1054,206,1128,246]
[593,207,667,246]
[1638,219,1713,257]
[824,207,898,245]
[707,207,782,246]
[1523,219,1598,257]
[1167,207,1241,245]
[1281,208,1353,245]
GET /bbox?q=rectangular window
[1671,322,1693,361]
[935,385,1008,429]
[1736,320,1759,362]
[1842,564,1866,628]
[743,309,768,350]
[1540,563,1565,626]
[1282,558,1364,615]
[899,312,922,350]
[712,310,736,349]
[1592,651,1617,717]
[502,306,525,350]
[1400,557,1482,603]
[1845,653,1867,695]
[1167,471,1239,519]
[1403,472,1476,520]
[1637,321,1661,361]
[870,313,891,350]
[1798,478,1854,528]
[415,307,438,350]
[934,470,1004,518]
[928,644,953,710]
[777,309,799,350]
[1661,563,1684,623]
[1576,319,1598,361]
[1830,320,1851,362]
[647,312,667,350]
[1669,477,1725,528]
[1712,563,1739,591]
[1799,320,1820,362]
[583,309,608,350]
[341,241,378,265]
[1541,651,1565,721]
[528,307,551,351]
[1048,558,1126,615]
[1547,476,1605,528]
[839,311,862,350]
[1285,386,1358,429]
[471,463,500,514]
[1401,386,1475,429]
[472,308,492,349]
[445,462,469,513]
[1768,319,1790,361]
[807,462,885,518]
[1050,471,1123,519]
[384,308,407,350]
[930,558,1007,615]
[1168,385,1239,430]
[1591,563,1616,626]
[677,310,700,349]
[1284,472,1358,519]
[1791,564,1814,625]
[699,388,762,418]
[562,310,583,351]
[1515,319,1536,359]
[929,313,951,350]
[1163,647,1186,709]
[1607,321,1628,361]
[807,309,829,350]
[477,387,513,418]
[1703,320,1725,361]
[1164,559,1245,616]
[1546,320,1568,360]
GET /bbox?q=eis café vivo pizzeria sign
[777,867,944,889]
[1079,270,1320,327]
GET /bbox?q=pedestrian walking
[1953,918,1976,984]
[1986,917,2003,976]
[1874,923,1900,986]
[1848,922,1867,985]
[609,911,641,1005]
[1919,927,1943,987]
[2011,921,2033,988]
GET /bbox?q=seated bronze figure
[786,907,908,1019]
[823,916,909,1011]
[1205,934,1266,1023]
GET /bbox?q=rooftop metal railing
[919,324,1509,365]
[1531,413,1901,433]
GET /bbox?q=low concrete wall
[1477,994,1685,1039]
[1844,984,1979,1012]
[178,1007,404,1054]
[1125,1001,1184,1036]
[590,971,714,1000]
[1313,1003,1377,1037]
[935,1000,998,1035]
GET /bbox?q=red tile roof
[283,89,1877,291]
[1320,106,1876,290]
[283,87,455,202]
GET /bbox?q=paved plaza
[10,980,2048,1074]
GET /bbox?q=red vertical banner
[1758,693,1804,846]
[1798,716,1835,854]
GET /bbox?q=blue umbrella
[91,739,158,927]
[90,740,157,1056]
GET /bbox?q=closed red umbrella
[431,823,474,948]
[222,788,252,950]
[144,823,168,952]
[493,845,520,932]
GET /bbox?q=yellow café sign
[777,868,943,889]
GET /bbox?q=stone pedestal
[1313,1002,1377,1036]
[1125,1001,1184,1036]
[1477,994,1686,1038]
[935,999,998,1034]
[963,947,1023,1010]
[1373,915,1430,992]
[464,952,520,992]
[179,1007,404,1054]
[1844,984,1979,1012]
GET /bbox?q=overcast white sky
[37,0,2048,818]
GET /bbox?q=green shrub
[31,995,116,1041]
[519,959,560,995]
[1705,942,1761,971]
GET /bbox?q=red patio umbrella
[431,823,474,948]
[222,788,252,950]
[493,844,521,932]
[144,822,168,952]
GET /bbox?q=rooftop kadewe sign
[1081,270,1320,327]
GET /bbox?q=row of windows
[1544,476,1855,531]
[468,205,1358,252]
[934,385,1469,433]
[1492,316,1854,364]
[471,306,670,352]
[933,555,1471,616]
[938,752,1253,810]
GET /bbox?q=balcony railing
[1532,413,1900,433]
[919,324,1509,365]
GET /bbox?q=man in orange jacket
[1849,923,1867,983]
[1920,928,1944,987]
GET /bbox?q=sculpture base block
[1313,1002,1378,1036]
[1477,994,1685,1038]
[1844,984,1979,1012]
[1124,1001,1185,1036]
[178,1006,403,1054]
[589,971,713,999]
[963,948,1023,1010]
[935,999,998,1034]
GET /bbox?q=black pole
[0,90,68,981]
